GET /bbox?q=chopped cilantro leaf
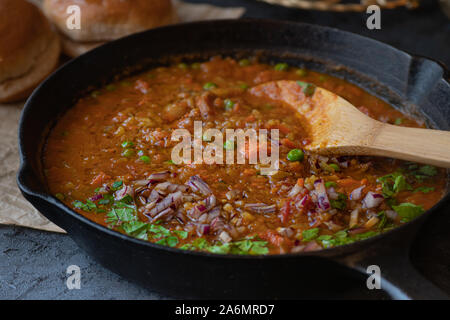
[209,243,231,254]
[166,236,179,247]
[302,228,319,241]
[392,203,425,222]
[173,230,188,239]
[330,193,347,210]
[413,186,435,193]
[418,165,437,177]
[111,180,123,191]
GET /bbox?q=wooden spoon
[250,80,450,168]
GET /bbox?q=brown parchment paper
[0,1,245,234]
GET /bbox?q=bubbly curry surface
[44,57,447,255]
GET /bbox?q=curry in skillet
[44,57,447,255]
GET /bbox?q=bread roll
[0,0,60,103]
[43,0,177,57]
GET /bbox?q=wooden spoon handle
[370,124,450,168]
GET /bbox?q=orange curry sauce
[44,57,446,255]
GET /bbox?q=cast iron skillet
[17,19,450,299]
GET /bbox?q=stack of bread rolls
[0,0,176,103]
[43,0,177,57]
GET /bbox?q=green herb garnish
[203,82,217,90]
[274,63,289,71]
[392,203,425,222]
[330,193,347,210]
[296,81,316,97]
[302,228,319,241]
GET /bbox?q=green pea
[178,63,188,69]
[106,84,116,91]
[319,75,328,82]
[287,149,304,162]
[120,81,131,87]
[140,156,150,163]
[325,181,337,188]
[55,193,64,201]
[191,62,201,69]
[239,59,250,66]
[274,63,289,71]
[394,118,403,125]
[121,141,134,148]
[203,82,217,90]
[239,83,249,90]
[122,148,135,158]
[224,99,235,111]
[329,163,340,172]
[296,69,308,77]
[296,81,316,97]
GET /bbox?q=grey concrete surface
[0,226,167,300]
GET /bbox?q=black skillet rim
[17,18,450,260]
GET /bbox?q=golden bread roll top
[43,0,177,42]
[0,0,60,103]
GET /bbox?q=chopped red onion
[89,194,103,201]
[182,195,195,202]
[198,213,208,223]
[303,241,322,252]
[349,208,359,228]
[148,171,170,182]
[189,204,207,220]
[210,216,225,232]
[288,184,303,198]
[207,207,221,223]
[154,182,188,194]
[175,210,186,224]
[244,203,276,214]
[218,231,232,243]
[205,194,216,209]
[362,191,384,209]
[348,227,368,235]
[196,224,211,236]
[323,220,342,231]
[114,184,134,201]
[150,207,174,222]
[184,223,195,232]
[277,227,294,237]
[187,175,212,195]
[291,245,306,253]
[137,195,147,206]
[386,210,398,220]
[296,195,310,208]
[148,189,161,202]
[225,189,239,200]
[327,187,339,200]
[148,191,182,217]
[133,180,151,188]
[314,179,330,211]
[350,186,365,201]
[97,185,110,194]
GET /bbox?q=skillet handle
[340,249,449,300]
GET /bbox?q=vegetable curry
[44,57,447,255]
